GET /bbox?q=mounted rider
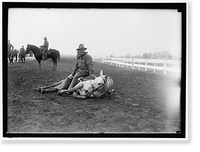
[20,45,25,53]
[40,37,49,59]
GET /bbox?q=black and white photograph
[2,2,187,139]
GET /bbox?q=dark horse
[18,51,26,63]
[8,49,18,64]
[25,44,60,71]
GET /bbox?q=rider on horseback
[40,37,49,59]
[20,45,25,53]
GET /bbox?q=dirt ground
[7,57,181,134]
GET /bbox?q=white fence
[103,58,181,75]
[11,56,35,62]
[25,56,35,61]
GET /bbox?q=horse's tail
[57,51,60,61]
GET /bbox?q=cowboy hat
[76,44,87,50]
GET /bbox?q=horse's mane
[28,44,40,50]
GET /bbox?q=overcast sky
[8,8,181,58]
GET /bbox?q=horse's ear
[100,70,103,76]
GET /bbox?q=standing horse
[8,49,18,64]
[42,48,60,71]
[13,49,19,62]
[8,50,14,64]
[25,44,60,71]
[18,51,26,63]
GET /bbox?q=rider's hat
[44,37,47,40]
[76,44,87,51]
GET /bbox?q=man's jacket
[72,52,94,75]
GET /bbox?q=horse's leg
[38,60,41,70]
[52,60,55,71]
[11,58,13,65]
[52,63,55,71]
[42,80,63,89]
[53,59,58,71]
[55,61,57,71]
[58,82,83,95]
[41,88,57,94]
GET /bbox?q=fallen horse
[36,70,114,99]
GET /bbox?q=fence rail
[25,57,35,61]
[9,56,36,63]
[103,58,181,76]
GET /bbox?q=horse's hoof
[41,88,45,94]
[35,87,41,92]
[57,90,63,96]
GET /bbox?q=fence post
[153,62,156,73]
[145,59,147,71]
[163,60,166,74]
[132,59,134,69]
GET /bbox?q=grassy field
[7,57,181,135]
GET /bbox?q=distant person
[36,44,96,94]
[40,37,49,55]
[20,45,25,53]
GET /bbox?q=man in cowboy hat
[67,44,95,89]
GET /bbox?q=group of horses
[7,49,26,64]
[8,44,60,71]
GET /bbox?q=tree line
[109,51,180,60]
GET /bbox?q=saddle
[40,46,50,55]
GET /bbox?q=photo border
[2,2,187,139]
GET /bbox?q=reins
[86,76,107,98]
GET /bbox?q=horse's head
[87,70,113,97]
[25,44,31,54]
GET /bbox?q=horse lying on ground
[36,70,114,99]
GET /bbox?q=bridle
[86,76,108,98]
[26,45,31,53]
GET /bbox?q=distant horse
[8,49,18,64]
[25,44,60,71]
[18,51,26,63]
